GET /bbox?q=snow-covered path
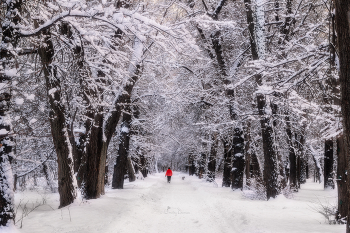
[107,173,239,233]
[15,172,345,233]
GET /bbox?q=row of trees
[1,0,350,232]
[0,0,196,227]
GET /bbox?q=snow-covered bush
[310,198,339,224]
[242,178,266,200]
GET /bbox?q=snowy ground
[12,172,345,233]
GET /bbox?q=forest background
[1,0,350,232]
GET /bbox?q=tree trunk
[208,133,218,181]
[336,135,348,220]
[199,152,206,179]
[110,37,143,187]
[279,0,293,41]
[222,139,232,187]
[231,129,245,190]
[38,27,77,208]
[81,37,142,198]
[250,153,261,178]
[112,98,132,189]
[128,156,136,182]
[286,115,297,190]
[244,121,252,184]
[188,154,195,176]
[244,0,259,60]
[244,120,261,184]
[58,22,88,188]
[0,0,23,226]
[140,155,148,178]
[198,6,245,186]
[271,95,286,190]
[82,113,106,198]
[297,133,306,186]
[311,149,322,183]
[211,30,227,76]
[41,154,55,193]
[324,139,334,189]
[133,154,140,174]
[334,1,350,230]
[245,0,278,199]
[258,93,279,200]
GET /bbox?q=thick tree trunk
[231,129,245,190]
[324,139,334,189]
[82,113,105,198]
[244,120,261,184]
[336,135,348,220]
[222,139,232,187]
[110,38,142,187]
[112,98,132,189]
[271,96,286,190]
[81,37,142,197]
[258,93,279,200]
[244,0,259,60]
[0,0,23,226]
[208,134,218,181]
[211,30,227,76]
[59,22,87,187]
[38,29,77,208]
[333,2,350,230]
[280,0,293,41]
[245,0,278,199]
[198,6,245,186]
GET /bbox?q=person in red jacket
[165,167,173,183]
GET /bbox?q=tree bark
[231,129,245,190]
[112,98,132,189]
[296,133,306,186]
[336,135,348,220]
[244,120,261,184]
[222,139,232,187]
[208,133,218,181]
[244,121,252,183]
[81,113,105,198]
[244,0,259,60]
[286,115,297,190]
[127,156,136,182]
[324,139,334,189]
[0,0,23,226]
[333,1,350,230]
[38,28,77,208]
[188,154,195,176]
[258,93,279,199]
[110,37,142,187]
[140,154,148,178]
[271,95,286,190]
[245,0,278,200]
[211,31,227,76]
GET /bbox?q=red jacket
[165,169,173,176]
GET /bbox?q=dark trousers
[167,176,171,183]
